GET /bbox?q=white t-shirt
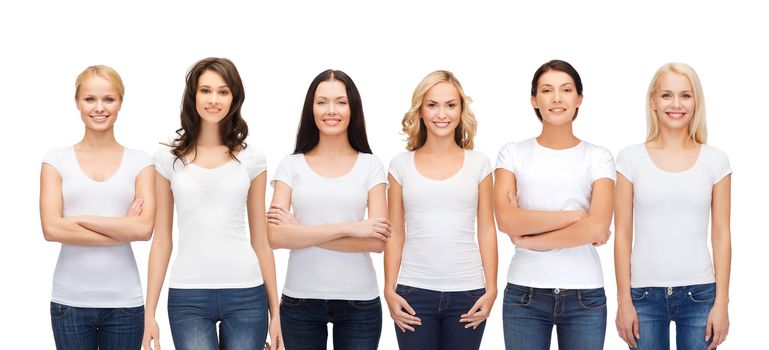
[495,138,615,289]
[389,150,491,292]
[44,146,153,308]
[616,144,731,288]
[272,153,386,300]
[154,145,267,289]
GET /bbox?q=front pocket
[630,288,649,302]
[464,288,486,298]
[281,295,304,307]
[119,305,145,316]
[503,285,531,306]
[578,288,607,309]
[349,297,381,310]
[687,284,716,303]
[395,284,412,297]
[50,302,72,320]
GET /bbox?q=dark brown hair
[531,59,583,121]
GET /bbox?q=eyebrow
[425,99,458,103]
[658,90,693,94]
[315,96,348,100]
[199,84,230,89]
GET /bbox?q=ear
[575,94,583,108]
[530,95,538,109]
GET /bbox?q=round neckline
[411,149,467,182]
[533,137,583,152]
[642,143,703,174]
[71,146,126,183]
[301,152,361,180]
[184,148,244,171]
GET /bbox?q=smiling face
[195,70,233,124]
[651,72,695,132]
[421,81,461,140]
[76,74,122,132]
[313,79,351,136]
[531,70,583,126]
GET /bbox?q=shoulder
[359,152,385,167]
[701,144,729,161]
[466,149,491,166]
[124,147,154,164]
[42,146,71,170]
[239,144,266,164]
[389,151,412,167]
[153,144,176,162]
[582,141,614,160]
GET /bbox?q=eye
[681,93,692,99]
[661,93,672,99]
[316,100,326,105]
[540,88,551,94]
[447,103,457,109]
[218,90,230,96]
[200,88,211,94]
[563,88,572,93]
[426,102,437,108]
[104,97,116,103]
[338,100,348,106]
[84,97,95,103]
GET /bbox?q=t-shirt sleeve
[367,155,388,190]
[388,154,404,186]
[711,148,732,184]
[153,147,176,180]
[477,152,493,183]
[42,148,63,172]
[271,155,294,189]
[592,146,616,182]
[615,146,634,183]
[244,147,267,180]
[495,143,516,174]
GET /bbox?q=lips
[432,121,450,128]
[322,118,341,126]
[90,115,109,122]
[205,108,221,114]
[549,108,566,113]
[666,112,686,120]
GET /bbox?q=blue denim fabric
[167,285,269,350]
[631,283,716,350]
[280,295,382,350]
[502,283,607,350]
[393,284,487,350]
[50,302,144,350]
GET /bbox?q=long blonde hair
[402,70,477,151]
[646,62,707,144]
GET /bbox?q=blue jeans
[502,283,607,350]
[631,283,716,350]
[394,284,487,350]
[280,294,382,350]
[167,285,269,350]
[50,302,144,350]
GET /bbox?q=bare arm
[267,181,390,249]
[707,174,731,349]
[73,166,156,242]
[318,183,388,253]
[514,178,614,250]
[613,173,640,347]
[39,163,121,246]
[493,168,586,237]
[247,172,282,349]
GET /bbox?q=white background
[1,0,766,348]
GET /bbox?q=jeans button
[667,287,673,295]
[554,288,560,295]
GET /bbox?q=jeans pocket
[349,297,381,310]
[281,295,304,307]
[503,284,531,306]
[463,288,487,298]
[687,283,716,303]
[395,284,412,297]
[119,305,145,317]
[50,302,72,320]
[578,288,607,309]
[630,287,649,301]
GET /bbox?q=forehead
[198,70,228,86]
[315,80,347,98]
[657,72,692,91]
[79,75,119,94]
[537,70,575,87]
[425,81,459,100]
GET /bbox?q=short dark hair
[531,59,583,121]
[293,69,372,154]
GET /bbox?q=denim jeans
[280,294,382,350]
[394,284,487,350]
[631,283,716,350]
[50,302,144,350]
[167,285,269,350]
[502,283,607,350]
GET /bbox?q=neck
[311,132,356,156]
[653,126,695,149]
[419,133,462,154]
[78,128,119,151]
[537,122,579,149]
[197,120,223,147]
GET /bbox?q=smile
[322,118,341,126]
[666,112,686,120]
[432,121,451,128]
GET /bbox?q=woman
[142,57,282,350]
[384,70,498,350]
[267,69,390,350]
[614,63,731,350]
[40,65,155,349]
[494,59,615,350]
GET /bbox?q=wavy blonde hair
[75,65,125,101]
[402,70,477,151]
[646,62,707,144]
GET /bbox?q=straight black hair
[531,59,583,121]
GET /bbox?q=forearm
[144,238,172,318]
[254,244,281,314]
[712,229,731,305]
[268,222,350,249]
[318,237,385,253]
[383,236,404,292]
[478,228,498,293]
[614,230,633,304]
[499,207,583,237]
[42,218,122,245]
[517,216,605,250]
[73,215,153,242]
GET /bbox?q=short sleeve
[495,143,516,174]
[710,147,732,184]
[475,151,493,183]
[242,146,267,180]
[271,155,295,189]
[591,146,616,182]
[387,153,407,186]
[615,146,635,183]
[42,148,64,172]
[153,146,177,180]
[366,155,388,190]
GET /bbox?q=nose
[327,101,337,114]
[552,90,562,102]
[94,99,105,112]
[437,106,449,119]
[671,96,682,108]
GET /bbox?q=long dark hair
[293,69,372,154]
[169,57,248,164]
[531,59,583,121]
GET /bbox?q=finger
[397,313,422,324]
[401,301,417,316]
[705,321,713,341]
[396,320,415,332]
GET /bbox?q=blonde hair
[75,65,125,101]
[646,62,707,144]
[402,70,477,151]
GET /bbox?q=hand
[507,192,519,208]
[593,230,611,246]
[126,197,144,216]
[510,234,532,249]
[616,301,639,348]
[460,291,496,329]
[267,205,299,225]
[266,314,283,350]
[384,289,421,332]
[142,318,161,350]
[344,218,391,241]
[706,302,729,350]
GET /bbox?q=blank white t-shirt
[154,145,266,289]
[44,146,153,307]
[272,153,386,300]
[495,138,615,289]
[389,150,491,292]
[616,144,731,288]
